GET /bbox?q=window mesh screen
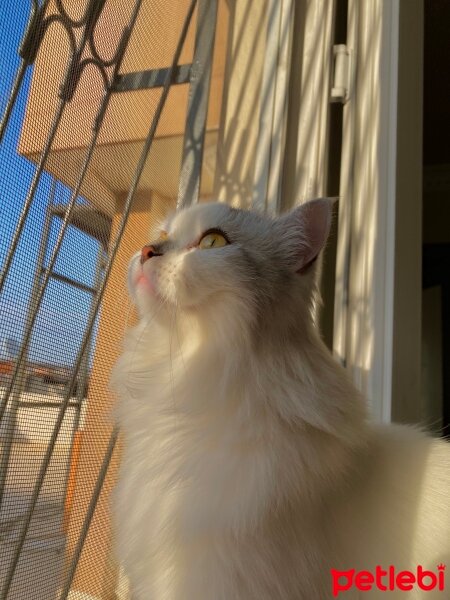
[0,1,226,597]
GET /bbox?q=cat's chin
[130,264,168,310]
[135,273,155,293]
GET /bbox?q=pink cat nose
[140,245,157,264]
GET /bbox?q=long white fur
[110,200,450,599]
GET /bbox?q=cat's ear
[277,198,335,273]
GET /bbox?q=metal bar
[0,0,108,295]
[57,427,119,600]
[0,98,66,295]
[0,0,51,142]
[0,4,136,431]
[0,1,195,595]
[60,246,103,516]
[0,61,28,144]
[177,0,218,209]
[18,0,53,64]
[113,64,192,93]
[41,268,98,295]
[0,126,100,433]
[0,182,55,512]
[58,0,108,103]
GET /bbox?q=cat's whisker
[125,298,170,395]
[168,300,178,414]
[174,298,188,378]
[124,297,135,330]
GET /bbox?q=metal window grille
[0,1,219,598]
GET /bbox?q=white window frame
[334,0,423,423]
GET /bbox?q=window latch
[331,44,352,103]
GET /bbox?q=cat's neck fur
[117,282,369,535]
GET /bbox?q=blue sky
[0,3,100,367]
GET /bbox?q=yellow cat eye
[198,231,228,249]
[159,230,168,240]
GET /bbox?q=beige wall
[19,0,229,207]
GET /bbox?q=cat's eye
[159,230,168,240]
[198,231,228,250]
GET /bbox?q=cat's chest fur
[111,327,450,600]
[113,394,331,599]
[111,335,336,599]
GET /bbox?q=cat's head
[128,199,333,338]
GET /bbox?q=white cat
[110,199,450,599]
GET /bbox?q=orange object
[63,429,83,533]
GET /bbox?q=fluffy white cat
[110,199,450,599]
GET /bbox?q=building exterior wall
[63,191,174,599]
[18,0,229,208]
